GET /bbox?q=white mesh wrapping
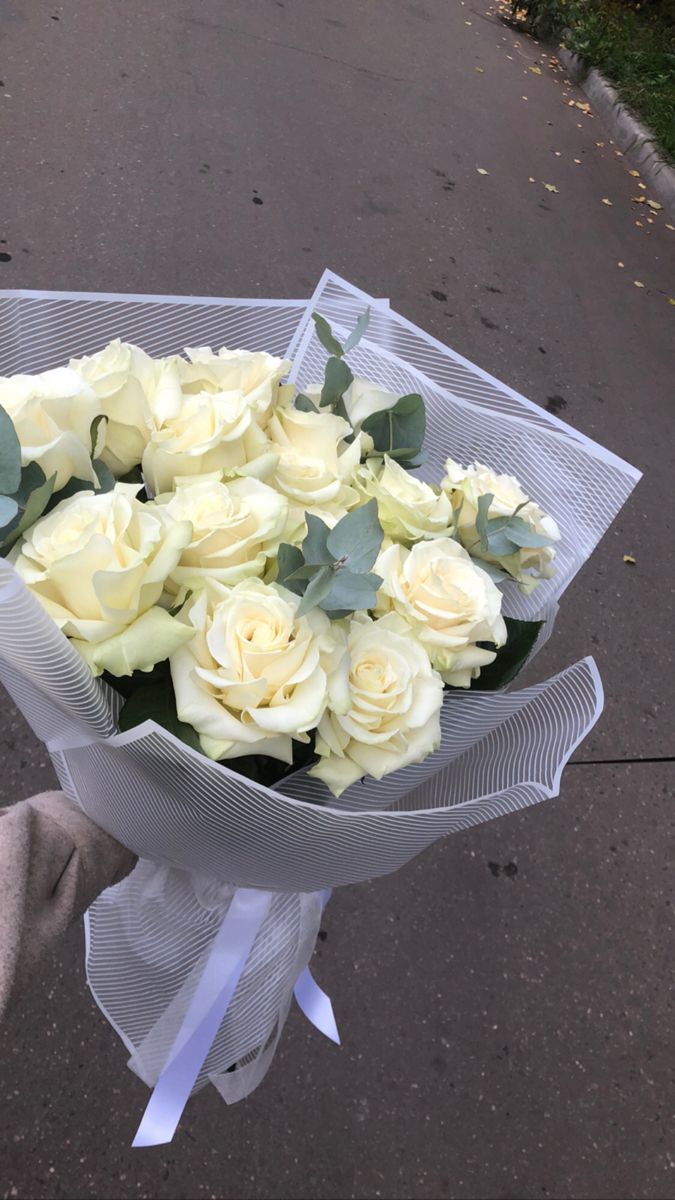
[0,279,639,1110]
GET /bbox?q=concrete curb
[558,45,675,221]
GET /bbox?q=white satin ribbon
[131,885,340,1148]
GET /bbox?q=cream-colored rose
[267,404,362,520]
[170,579,346,764]
[305,376,398,435]
[308,611,443,796]
[441,458,560,592]
[154,474,288,594]
[375,539,507,687]
[11,483,194,676]
[0,367,103,490]
[178,347,291,426]
[70,339,158,475]
[355,455,453,543]
[142,389,275,496]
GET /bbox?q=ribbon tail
[294,967,341,1046]
[132,887,272,1148]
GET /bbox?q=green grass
[512,0,675,162]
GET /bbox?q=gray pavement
[1,1,673,1197]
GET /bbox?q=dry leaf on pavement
[476,168,489,175]
[634,281,645,288]
[623,555,636,565]
[601,198,612,206]
[544,183,558,192]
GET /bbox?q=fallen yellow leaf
[635,220,644,227]
[475,66,484,72]
[529,65,542,74]
[634,280,645,288]
[632,196,646,204]
[601,198,612,206]
[668,297,675,306]
[629,169,640,177]
[544,183,558,193]
[623,555,636,565]
[647,200,662,211]
[476,167,489,175]
[666,224,675,232]
[617,261,624,268]
[576,101,591,112]
[595,141,605,148]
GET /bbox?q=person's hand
[0,791,136,1020]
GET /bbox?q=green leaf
[276,543,305,594]
[0,496,18,531]
[475,492,494,553]
[93,459,116,493]
[118,681,202,753]
[469,617,544,691]
[322,569,382,616]
[0,405,22,496]
[343,308,370,353]
[485,528,519,558]
[286,562,324,581]
[312,313,344,358]
[361,392,426,458]
[296,565,334,616]
[294,393,319,414]
[90,414,107,457]
[302,513,333,564]
[0,470,56,551]
[321,356,353,408]
[500,515,557,549]
[325,499,383,572]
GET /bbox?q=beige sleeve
[0,790,137,1021]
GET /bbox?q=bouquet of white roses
[0,274,639,1146]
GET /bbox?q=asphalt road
[1,2,674,1198]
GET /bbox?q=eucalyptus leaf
[276,543,305,594]
[0,405,22,496]
[302,513,333,564]
[321,569,382,616]
[1,470,56,552]
[294,393,319,414]
[321,356,353,408]
[500,515,557,549]
[286,563,324,581]
[93,459,116,493]
[361,392,425,458]
[475,492,494,553]
[90,414,107,457]
[312,313,344,358]
[118,682,202,753]
[325,499,383,572]
[0,496,19,531]
[296,565,334,616]
[485,529,519,558]
[343,308,370,353]
[468,617,544,691]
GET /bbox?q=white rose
[170,579,346,764]
[178,347,291,426]
[142,389,275,496]
[10,483,194,676]
[308,611,443,797]
[154,474,288,594]
[305,376,398,434]
[70,339,158,475]
[0,367,102,491]
[375,539,507,687]
[355,455,453,543]
[267,404,362,520]
[441,458,561,592]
